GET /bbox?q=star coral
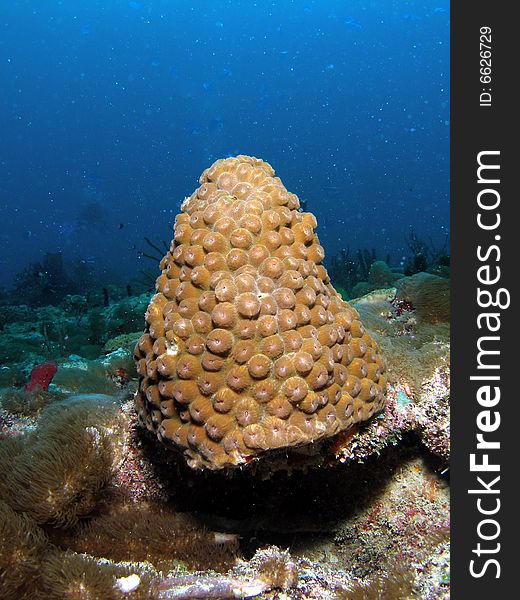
[134,155,386,470]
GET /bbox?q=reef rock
[134,156,386,470]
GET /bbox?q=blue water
[0,0,449,290]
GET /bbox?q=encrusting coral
[134,155,386,470]
[37,545,298,600]
[153,546,297,599]
[0,387,64,416]
[396,272,450,324]
[329,287,450,464]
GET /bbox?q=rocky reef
[0,157,450,599]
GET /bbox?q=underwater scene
[0,1,450,599]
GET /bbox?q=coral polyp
[134,155,386,470]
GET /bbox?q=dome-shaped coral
[134,156,386,469]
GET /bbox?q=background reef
[0,240,450,598]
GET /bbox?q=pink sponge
[25,362,58,392]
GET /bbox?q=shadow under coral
[137,425,448,556]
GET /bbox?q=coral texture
[396,272,450,324]
[0,394,124,527]
[0,499,48,600]
[135,155,386,469]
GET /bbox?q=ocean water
[0,0,449,291]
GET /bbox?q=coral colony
[135,156,386,470]
[0,157,451,599]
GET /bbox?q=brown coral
[56,507,239,572]
[396,272,450,324]
[1,394,124,527]
[135,155,386,469]
[0,499,48,600]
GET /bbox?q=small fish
[118,223,124,229]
